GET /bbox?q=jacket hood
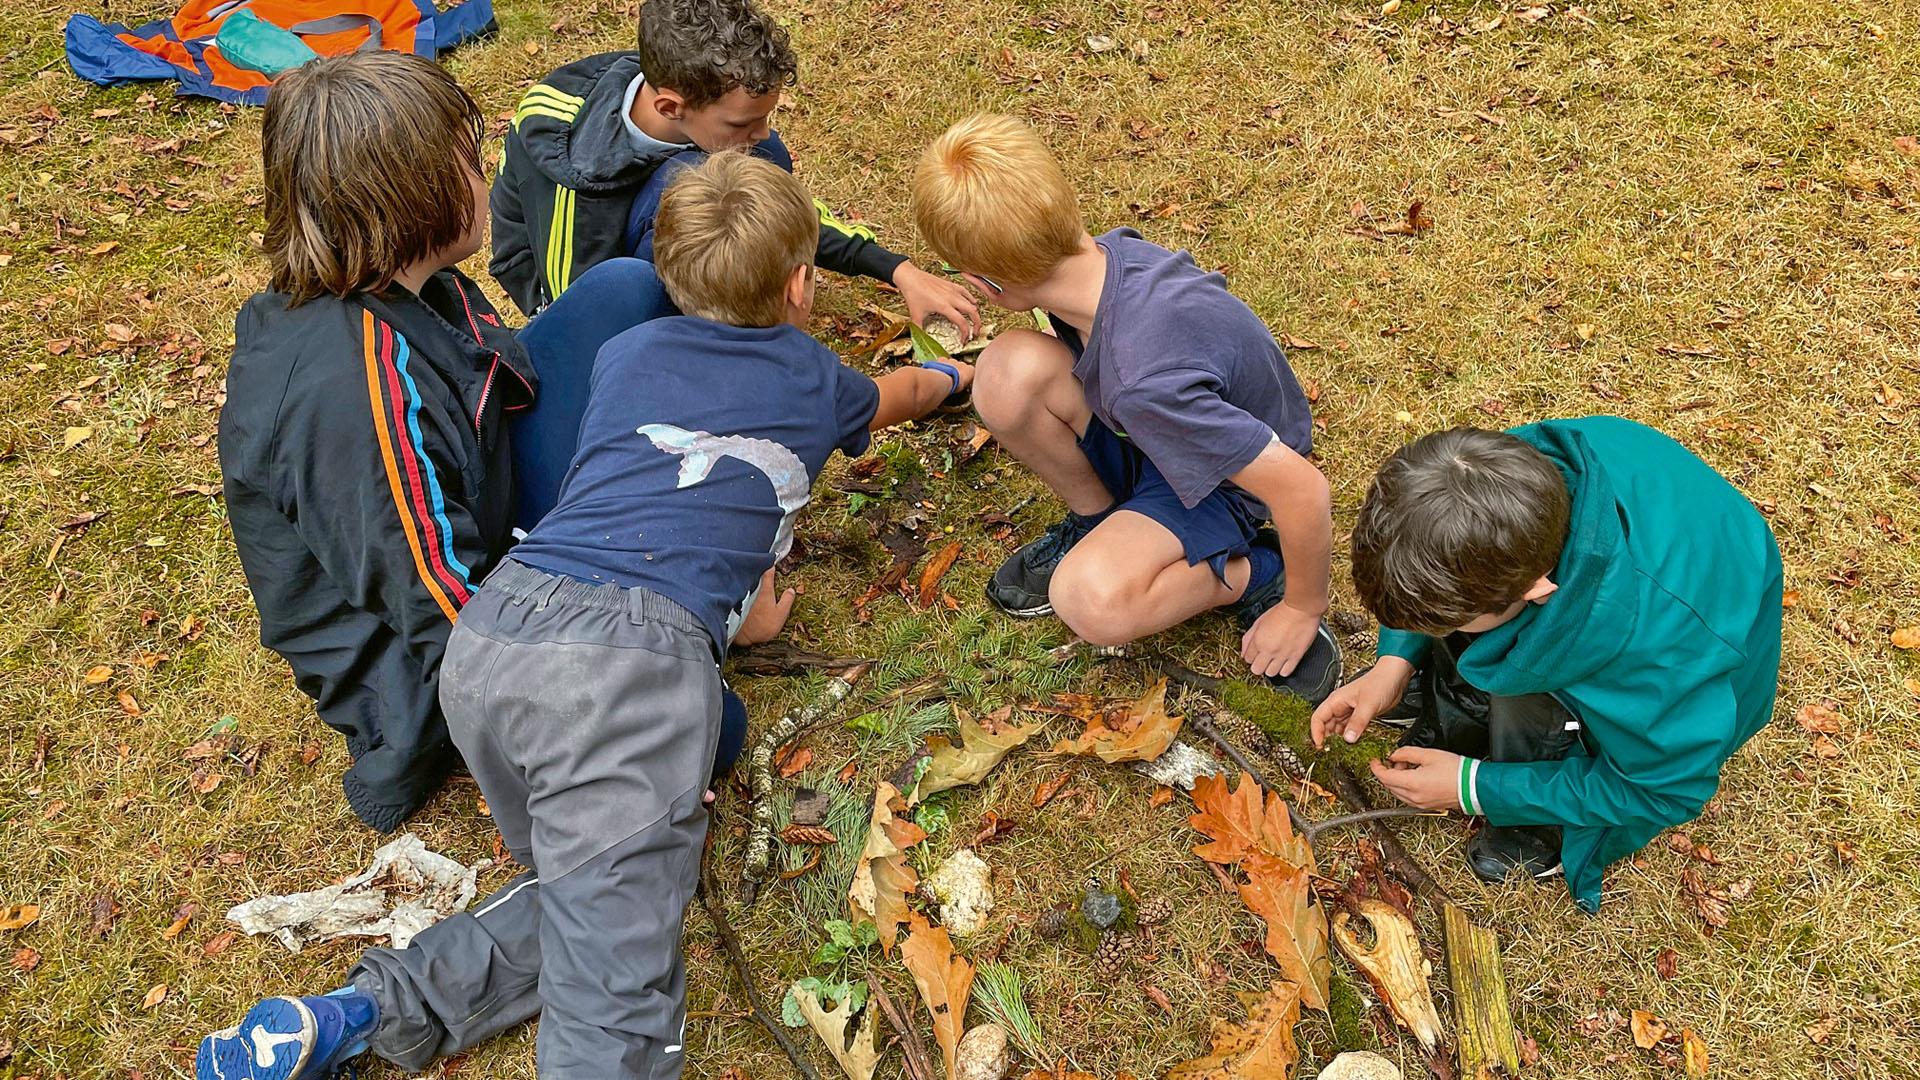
[1456,423,1641,695]
[513,51,684,193]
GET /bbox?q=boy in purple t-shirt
[912,114,1341,700]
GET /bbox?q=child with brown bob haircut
[219,50,537,839]
[912,114,1342,702]
[202,149,970,1080]
[1313,418,1782,912]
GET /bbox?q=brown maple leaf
[1189,771,1311,869]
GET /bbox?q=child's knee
[974,330,1070,422]
[1049,557,1139,646]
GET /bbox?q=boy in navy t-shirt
[912,114,1342,701]
[192,151,971,1080]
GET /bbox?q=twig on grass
[742,661,872,903]
[696,871,823,1080]
[865,968,936,1080]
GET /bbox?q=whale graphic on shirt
[636,424,813,642]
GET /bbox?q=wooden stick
[1444,903,1521,1078]
[742,661,871,903]
[866,969,936,1080]
[696,874,822,1080]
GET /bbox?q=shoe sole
[197,997,316,1080]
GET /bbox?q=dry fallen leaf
[1047,679,1183,763]
[1891,626,1920,650]
[1655,947,1679,980]
[1631,1010,1669,1050]
[84,664,113,684]
[917,541,963,608]
[1150,786,1174,809]
[777,745,814,779]
[10,946,40,972]
[63,426,94,449]
[1165,979,1301,1079]
[141,983,168,1009]
[1031,770,1072,809]
[1190,772,1327,1011]
[1681,1028,1708,1076]
[901,913,975,1080]
[202,930,239,958]
[160,903,196,941]
[0,904,40,931]
[1795,702,1842,734]
[847,782,926,952]
[117,691,141,717]
[1804,1017,1837,1044]
[915,706,1038,801]
[790,983,881,1080]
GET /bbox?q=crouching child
[195,151,972,1079]
[911,114,1342,701]
[1314,417,1783,911]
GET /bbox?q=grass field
[3,0,1919,1076]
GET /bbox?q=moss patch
[1218,678,1390,774]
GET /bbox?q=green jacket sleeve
[1375,628,1432,666]
[1475,674,1732,829]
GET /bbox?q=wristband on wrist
[919,359,961,395]
[1457,756,1483,816]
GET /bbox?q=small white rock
[955,1023,1013,1080]
[1315,1050,1404,1080]
[1086,34,1117,53]
[925,848,994,935]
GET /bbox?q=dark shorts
[1078,416,1266,579]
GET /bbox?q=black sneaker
[985,512,1102,618]
[1466,825,1564,884]
[1228,532,1343,705]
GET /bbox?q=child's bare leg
[1049,511,1252,646]
[972,329,1113,514]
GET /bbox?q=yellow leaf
[84,664,113,684]
[1891,626,1920,650]
[790,983,882,1080]
[913,706,1038,801]
[1682,1027,1709,1076]
[63,426,95,449]
[1632,1009,1668,1049]
[0,903,41,931]
[141,982,168,1009]
[900,913,975,1080]
[1166,979,1301,1079]
[847,782,926,952]
[1046,678,1183,763]
[117,691,141,717]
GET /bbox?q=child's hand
[1240,599,1323,678]
[893,262,981,341]
[735,570,795,646]
[942,357,976,393]
[1310,657,1412,748]
[1369,747,1465,811]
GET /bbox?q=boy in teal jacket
[1312,417,1782,911]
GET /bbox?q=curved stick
[697,873,823,1080]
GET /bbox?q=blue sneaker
[196,987,376,1079]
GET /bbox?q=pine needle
[974,961,1047,1063]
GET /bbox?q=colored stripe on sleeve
[360,311,467,622]
[814,198,877,241]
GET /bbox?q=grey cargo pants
[348,559,722,1078]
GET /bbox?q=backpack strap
[285,13,382,52]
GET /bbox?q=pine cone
[1267,739,1310,784]
[1093,929,1136,979]
[778,824,838,846]
[1036,905,1071,940]
[1136,896,1174,927]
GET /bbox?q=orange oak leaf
[1189,771,1311,869]
[1046,678,1182,763]
[1165,979,1302,1079]
[901,912,975,1080]
[847,782,927,953]
[1239,852,1330,1012]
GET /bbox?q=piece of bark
[729,641,872,678]
[1444,903,1520,1078]
[1331,900,1446,1053]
